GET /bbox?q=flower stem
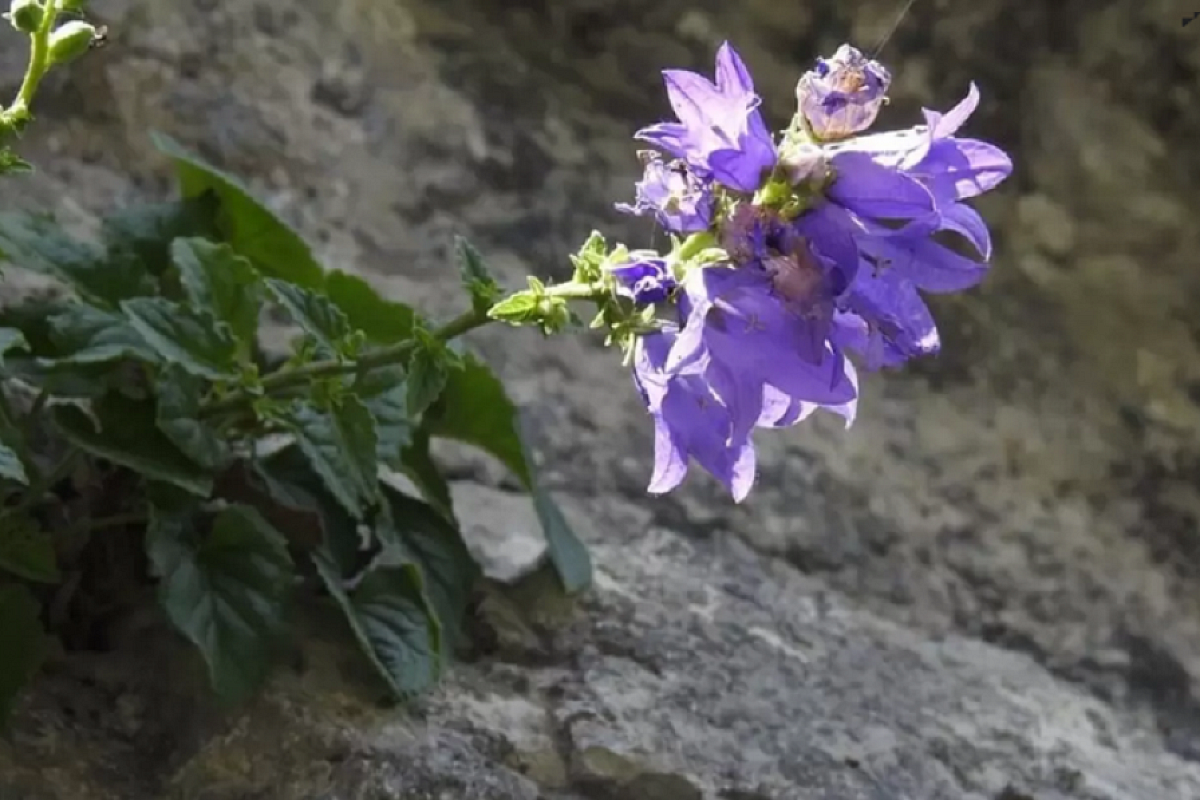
[0,0,61,132]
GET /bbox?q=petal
[919,138,1013,200]
[647,413,689,495]
[923,82,980,139]
[939,203,992,260]
[714,42,755,96]
[634,123,691,161]
[829,151,935,220]
[723,437,757,503]
[860,233,989,294]
[662,69,722,129]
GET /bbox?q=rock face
[2,0,1200,798]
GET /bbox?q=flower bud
[6,0,43,34]
[47,20,98,67]
[795,44,891,141]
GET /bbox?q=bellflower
[795,44,891,141]
[615,151,713,234]
[535,39,1014,501]
[636,42,777,193]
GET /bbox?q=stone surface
[2,0,1200,798]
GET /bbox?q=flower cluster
[607,42,1012,501]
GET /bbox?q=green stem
[0,0,61,131]
[200,304,493,419]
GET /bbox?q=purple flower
[796,44,891,141]
[615,151,714,234]
[632,329,756,501]
[611,256,676,305]
[667,264,858,408]
[636,42,777,193]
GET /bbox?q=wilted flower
[795,44,891,141]
[616,151,714,234]
[636,42,777,193]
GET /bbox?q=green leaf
[324,271,417,345]
[399,426,455,524]
[352,365,413,467]
[283,396,379,518]
[0,147,33,176]
[0,583,44,724]
[0,327,27,368]
[46,304,159,366]
[0,512,59,583]
[455,236,502,314]
[265,279,353,357]
[100,196,220,278]
[146,503,293,703]
[0,442,26,485]
[405,330,451,419]
[172,238,262,347]
[122,297,239,380]
[312,555,441,699]
[0,212,153,306]
[156,365,230,470]
[379,483,478,653]
[53,393,214,496]
[429,354,592,593]
[152,132,325,290]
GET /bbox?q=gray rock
[2,0,1200,798]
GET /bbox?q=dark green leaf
[0,211,152,305]
[0,147,33,176]
[0,583,44,723]
[146,503,293,703]
[455,236,502,314]
[0,327,27,368]
[53,393,213,496]
[0,512,59,583]
[152,132,325,289]
[100,196,220,278]
[122,297,239,380]
[353,366,413,467]
[399,426,454,523]
[429,354,591,592]
[46,304,159,365]
[265,279,353,356]
[312,555,441,699]
[379,483,478,653]
[172,238,262,347]
[324,271,417,345]
[283,396,378,517]
[156,364,229,470]
[405,332,451,419]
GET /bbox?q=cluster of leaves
[0,133,591,721]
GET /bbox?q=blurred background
[1,1,1199,798]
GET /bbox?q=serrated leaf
[53,393,213,496]
[353,365,413,467]
[0,212,153,306]
[172,238,262,348]
[0,583,44,723]
[156,364,229,470]
[152,132,325,289]
[0,327,27,368]
[46,304,159,365]
[399,426,455,524]
[0,147,33,176]
[313,555,441,699]
[487,291,541,324]
[265,279,353,357]
[324,271,417,345]
[283,396,378,518]
[455,236,502,314]
[100,196,220,278]
[0,512,59,583]
[379,483,478,653]
[405,334,451,419]
[146,503,293,703]
[122,297,239,380]
[429,354,591,593]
